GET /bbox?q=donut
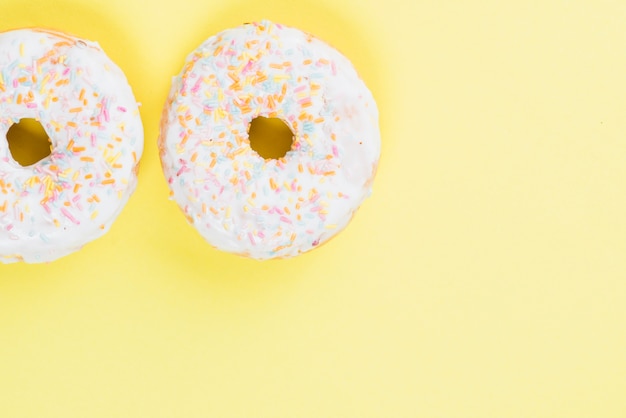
[0,28,143,263]
[159,21,380,259]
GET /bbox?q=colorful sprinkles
[159,21,380,259]
[0,29,143,263]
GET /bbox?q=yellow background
[2,0,626,416]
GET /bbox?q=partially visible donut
[159,21,380,259]
[0,28,143,263]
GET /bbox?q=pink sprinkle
[297,97,311,105]
[248,232,255,245]
[61,207,80,224]
[332,145,339,158]
[294,85,306,93]
[6,224,13,231]
[279,216,292,224]
[103,109,110,122]
[191,78,202,94]
[242,60,253,73]
[62,68,70,76]
[91,133,97,146]
[72,194,81,202]
[26,103,36,109]
[117,106,127,112]
[257,231,265,238]
[331,61,337,76]
[42,204,51,214]
[12,79,17,88]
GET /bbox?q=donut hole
[248,116,294,159]
[6,118,52,166]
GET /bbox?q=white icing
[159,21,380,259]
[0,28,143,263]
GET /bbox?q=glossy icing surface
[0,29,143,263]
[160,21,379,259]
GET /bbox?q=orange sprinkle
[67,121,77,127]
[80,156,94,162]
[298,163,304,173]
[69,107,82,113]
[101,179,115,185]
[190,152,198,162]
[72,147,86,153]
[210,207,219,215]
[269,178,277,190]
[79,89,85,101]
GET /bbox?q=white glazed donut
[0,28,143,263]
[159,21,380,259]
